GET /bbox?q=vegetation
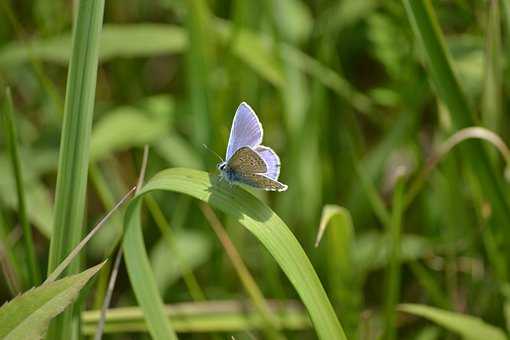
[1,0,510,339]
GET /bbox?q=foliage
[1,0,510,339]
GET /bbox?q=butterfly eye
[218,162,226,171]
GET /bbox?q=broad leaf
[0,263,104,340]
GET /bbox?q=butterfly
[217,102,288,192]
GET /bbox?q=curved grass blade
[315,205,360,338]
[94,145,149,340]
[398,303,506,340]
[0,262,104,340]
[403,0,510,247]
[123,168,346,340]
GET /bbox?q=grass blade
[45,186,135,284]
[46,0,105,338]
[82,300,311,334]
[2,87,40,286]
[384,177,405,340]
[200,204,286,340]
[315,205,361,338]
[0,211,21,295]
[0,24,187,65]
[482,0,502,133]
[94,145,149,340]
[399,303,507,340]
[403,0,510,253]
[185,0,212,147]
[122,200,178,339]
[145,196,207,300]
[123,168,346,340]
[93,247,122,340]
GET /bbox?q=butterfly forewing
[226,102,263,160]
[227,147,267,174]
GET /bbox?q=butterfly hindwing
[227,146,267,174]
[226,102,263,160]
[255,146,281,180]
[237,173,288,192]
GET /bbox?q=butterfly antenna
[202,144,223,162]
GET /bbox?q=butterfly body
[217,161,238,183]
[218,103,287,192]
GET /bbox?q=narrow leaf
[2,88,40,285]
[82,300,310,334]
[46,0,105,338]
[399,303,506,340]
[315,205,361,338]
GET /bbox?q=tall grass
[403,0,510,278]
[46,0,104,339]
[2,0,510,339]
[2,88,40,286]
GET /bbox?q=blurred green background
[1,0,510,339]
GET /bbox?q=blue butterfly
[217,102,288,192]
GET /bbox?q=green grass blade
[0,24,187,65]
[123,168,346,340]
[123,202,178,340]
[0,262,104,340]
[81,300,311,334]
[46,186,135,284]
[0,210,21,295]
[398,303,507,340]
[46,0,105,338]
[200,204,287,340]
[0,156,54,237]
[384,177,405,340]
[482,0,502,133]
[315,205,361,338]
[402,1,473,126]
[501,284,510,333]
[403,0,510,246]
[2,88,40,286]
[146,196,207,300]
[185,0,211,147]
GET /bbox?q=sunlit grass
[1,0,510,339]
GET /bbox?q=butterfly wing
[255,146,281,180]
[237,173,288,192]
[227,146,267,174]
[226,102,263,160]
